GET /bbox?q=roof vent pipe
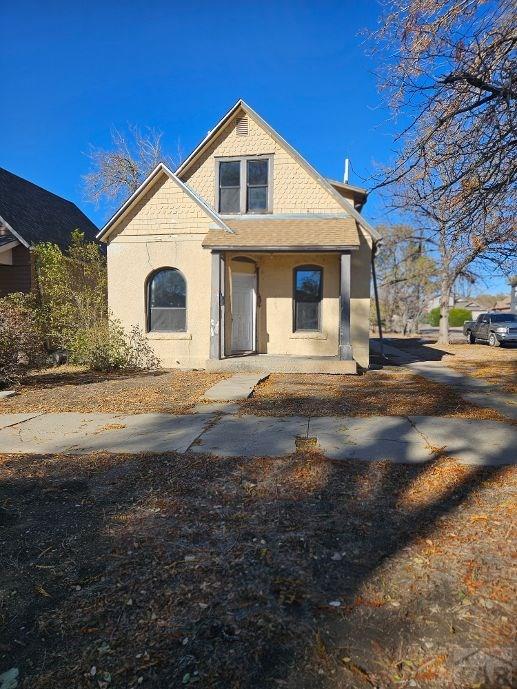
[343,158,350,184]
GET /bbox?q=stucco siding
[108,237,211,368]
[106,175,214,368]
[181,113,345,215]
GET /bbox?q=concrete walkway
[372,340,517,421]
[202,374,268,401]
[0,412,515,466]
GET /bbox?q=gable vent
[236,115,249,136]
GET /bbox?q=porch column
[339,251,353,360]
[209,252,224,359]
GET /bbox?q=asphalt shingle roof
[0,167,98,248]
[202,217,360,249]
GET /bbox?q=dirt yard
[241,372,511,421]
[0,451,514,689]
[3,365,511,422]
[1,367,228,415]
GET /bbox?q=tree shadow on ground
[0,440,514,688]
[381,337,452,364]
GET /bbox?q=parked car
[463,312,517,346]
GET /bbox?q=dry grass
[0,450,514,688]
[241,372,510,421]
[2,366,229,414]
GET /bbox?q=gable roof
[97,163,233,242]
[0,167,98,249]
[176,99,380,242]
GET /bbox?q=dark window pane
[219,161,240,187]
[296,302,319,330]
[247,186,268,211]
[247,159,268,185]
[220,187,240,213]
[295,270,321,301]
[150,307,186,332]
[150,269,186,308]
[149,269,187,332]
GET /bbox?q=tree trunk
[438,278,451,345]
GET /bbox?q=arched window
[147,268,187,332]
[293,265,323,332]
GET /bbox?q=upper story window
[217,156,272,214]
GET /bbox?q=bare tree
[375,224,437,334]
[391,169,515,342]
[83,125,177,210]
[369,0,517,342]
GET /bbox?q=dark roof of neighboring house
[0,167,98,249]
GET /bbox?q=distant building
[492,296,512,313]
[426,294,484,319]
[510,276,517,314]
[0,167,98,297]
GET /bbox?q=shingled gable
[0,167,98,248]
[176,99,380,242]
[97,163,233,242]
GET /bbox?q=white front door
[231,272,256,352]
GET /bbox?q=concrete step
[206,355,357,374]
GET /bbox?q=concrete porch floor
[205,354,357,374]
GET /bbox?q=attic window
[236,116,249,136]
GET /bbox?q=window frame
[292,265,323,333]
[146,267,187,333]
[215,154,273,215]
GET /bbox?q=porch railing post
[339,251,353,360]
[209,251,222,359]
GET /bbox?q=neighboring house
[98,100,379,372]
[454,298,484,320]
[492,296,512,313]
[426,295,484,320]
[0,167,98,297]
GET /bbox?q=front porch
[206,353,357,374]
[209,249,358,372]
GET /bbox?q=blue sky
[0,1,509,293]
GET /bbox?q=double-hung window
[218,157,271,214]
[218,161,241,214]
[293,266,323,332]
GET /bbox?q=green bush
[33,230,107,350]
[427,307,472,327]
[70,318,161,372]
[0,293,46,388]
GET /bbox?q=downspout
[371,241,384,359]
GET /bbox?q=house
[98,100,379,373]
[492,296,511,313]
[0,167,98,297]
[426,295,484,320]
[454,298,485,320]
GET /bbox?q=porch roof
[202,216,360,251]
